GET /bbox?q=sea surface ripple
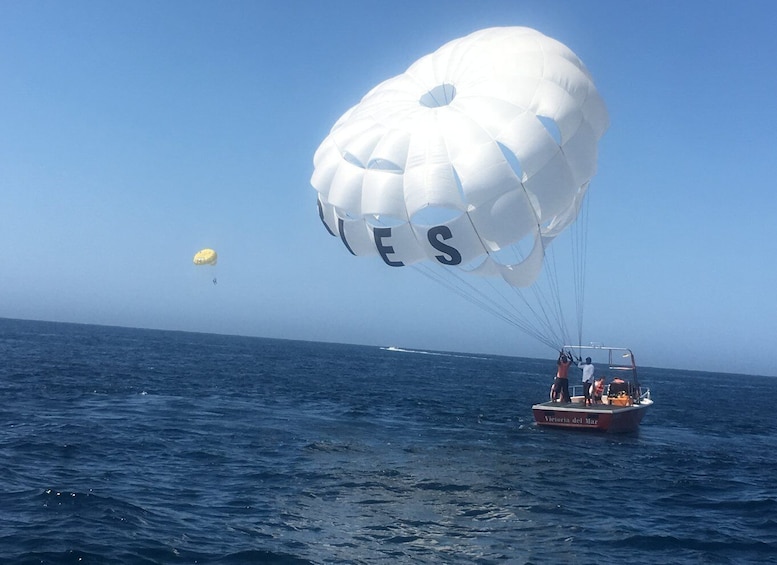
[1,318,775,564]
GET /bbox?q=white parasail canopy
[312,26,609,289]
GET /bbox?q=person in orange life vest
[591,376,605,404]
[552,351,572,403]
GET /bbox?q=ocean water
[1,318,775,564]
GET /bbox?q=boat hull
[532,399,652,433]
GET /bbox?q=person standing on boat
[552,351,572,403]
[592,376,605,404]
[577,356,595,406]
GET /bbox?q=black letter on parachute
[337,218,356,256]
[373,227,404,267]
[317,199,336,237]
[428,225,462,266]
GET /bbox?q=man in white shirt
[578,356,595,406]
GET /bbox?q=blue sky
[2,1,776,376]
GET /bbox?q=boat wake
[380,346,486,360]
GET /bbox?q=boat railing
[570,384,651,405]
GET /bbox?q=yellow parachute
[193,249,218,285]
[193,248,218,266]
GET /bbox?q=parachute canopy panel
[193,248,218,266]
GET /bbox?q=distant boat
[532,345,653,433]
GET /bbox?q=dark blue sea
[1,318,775,564]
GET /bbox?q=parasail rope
[413,261,565,351]
[410,197,591,354]
[571,192,590,348]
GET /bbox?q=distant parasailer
[193,248,218,284]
